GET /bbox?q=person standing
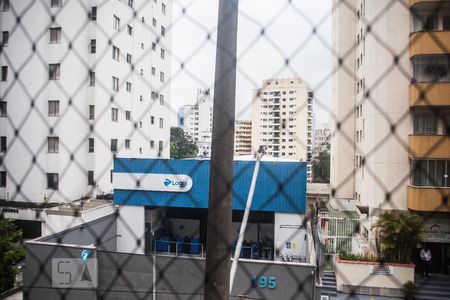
[420,245,432,277]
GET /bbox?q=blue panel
[113,158,306,213]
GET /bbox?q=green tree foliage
[372,211,424,263]
[170,127,198,159]
[0,218,25,292]
[312,151,330,183]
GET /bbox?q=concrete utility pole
[204,0,239,299]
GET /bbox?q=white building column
[116,205,145,254]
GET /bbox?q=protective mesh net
[0,0,449,299]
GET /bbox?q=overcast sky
[169,0,332,127]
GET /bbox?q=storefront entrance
[412,243,450,275]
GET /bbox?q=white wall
[116,205,145,254]
[274,213,307,262]
[42,203,116,236]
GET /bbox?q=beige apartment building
[251,78,313,181]
[331,0,450,274]
[234,120,252,156]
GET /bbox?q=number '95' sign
[251,275,276,289]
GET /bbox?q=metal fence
[1,0,450,299]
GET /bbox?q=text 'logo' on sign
[164,178,187,188]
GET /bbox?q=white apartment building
[234,120,252,156]
[331,0,450,273]
[178,89,213,157]
[251,78,313,182]
[0,0,172,236]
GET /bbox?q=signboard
[114,173,193,193]
[113,158,307,213]
[369,265,393,276]
[423,221,450,243]
[52,259,98,288]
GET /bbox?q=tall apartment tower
[331,0,450,268]
[0,0,172,205]
[251,78,313,181]
[178,89,213,157]
[234,120,252,156]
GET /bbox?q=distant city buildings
[251,78,314,182]
[178,89,213,157]
[234,120,252,156]
[313,124,332,157]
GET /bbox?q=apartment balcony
[407,185,450,212]
[409,135,450,158]
[409,31,450,58]
[409,82,450,107]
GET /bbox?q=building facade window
[50,0,62,8]
[112,76,119,91]
[48,100,60,117]
[411,159,450,187]
[0,136,6,152]
[2,31,8,47]
[413,114,437,134]
[50,28,61,43]
[160,94,164,105]
[150,140,155,148]
[49,64,60,80]
[48,137,59,153]
[152,43,156,51]
[151,67,156,76]
[88,138,94,152]
[0,101,6,117]
[126,110,131,120]
[90,39,96,53]
[161,26,166,37]
[160,71,164,82]
[113,15,120,31]
[160,48,165,59]
[413,56,450,83]
[112,46,120,61]
[110,139,118,152]
[125,139,130,149]
[159,118,163,128]
[91,7,97,21]
[126,53,132,64]
[1,0,9,12]
[162,3,166,14]
[158,141,163,152]
[89,105,95,120]
[151,116,155,124]
[89,71,95,86]
[111,108,119,122]
[47,173,59,190]
[127,25,133,36]
[0,171,6,187]
[88,171,94,185]
[126,81,131,92]
[1,66,7,81]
